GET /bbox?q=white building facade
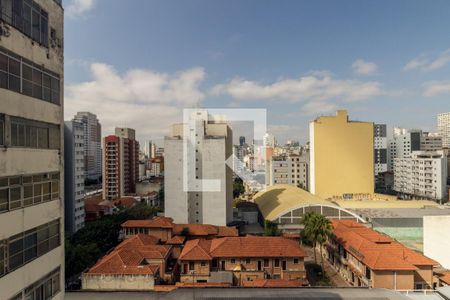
[0,0,65,298]
[164,110,233,226]
[393,151,448,201]
[64,121,86,234]
[438,112,450,149]
[73,112,102,182]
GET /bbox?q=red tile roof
[166,235,186,245]
[179,236,306,261]
[121,216,175,228]
[112,197,138,209]
[438,272,450,285]
[242,279,307,287]
[85,235,171,276]
[331,220,438,271]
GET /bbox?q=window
[263,259,269,267]
[0,0,49,46]
[230,258,235,264]
[274,259,280,267]
[0,48,60,104]
[20,268,60,300]
[189,262,194,271]
[9,117,60,150]
[0,172,60,214]
[245,258,250,264]
[200,261,206,267]
[294,258,299,264]
[0,115,4,145]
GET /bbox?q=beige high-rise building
[310,110,374,199]
[0,0,64,299]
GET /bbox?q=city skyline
[64,0,450,143]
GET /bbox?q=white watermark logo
[182,108,267,192]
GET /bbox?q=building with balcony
[72,112,102,182]
[102,128,139,200]
[393,151,448,201]
[0,0,64,298]
[309,110,374,199]
[325,220,437,290]
[178,236,307,286]
[268,151,309,190]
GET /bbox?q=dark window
[274,259,280,267]
[230,258,235,264]
[189,262,194,271]
[294,258,299,264]
[263,259,269,267]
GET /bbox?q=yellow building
[310,110,374,199]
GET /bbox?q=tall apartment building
[103,128,139,201]
[269,151,309,190]
[310,110,374,199]
[0,0,64,298]
[374,124,388,177]
[388,128,421,170]
[421,132,442,151]
[73,112,102,182]
[393,151,448,201]
[64,121,85,234]
[438,112,450,148]
[143,140,157,159]
[165,110,233,226]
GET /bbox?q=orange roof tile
[331,220,438,271]
[113,197,138,209]
[242,279,307,287]
[85,235,172,276]
[438,272,450,285]
[179,236,306,261]
[121,216,174,228]
[166,235,186,245]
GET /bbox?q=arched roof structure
[253,185,366,224]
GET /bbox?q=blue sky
[64,0,450,144]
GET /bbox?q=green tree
[263,220,279,236]
[300,212,333,275]
[233,177,245,199]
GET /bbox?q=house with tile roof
[178,236,307,286]
[121,216,238,242]
[325,220,438,290]
[81,234,174,291]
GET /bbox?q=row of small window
[9,267,60,300]
[0,49,60,104]
[0,172,59,213]
[0,0,50,47]
[0,220,60,278]
[0,115,60,149]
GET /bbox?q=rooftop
[332,220,438,271]
[179,236,306,261]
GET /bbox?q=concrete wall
[0,0,64,297]
[310,110,374,199]
[424,216,450,269]
[82,274,155,291]
[372,270,414,290]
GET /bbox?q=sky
[64,0,450,145]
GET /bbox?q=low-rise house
[178,236,307,286]
[121,216,238,241]
[325,220,438,290]
[437,272,450,287]
[82,234,174,290]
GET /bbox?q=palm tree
[300,212,333,275]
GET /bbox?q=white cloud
[65,63,206,140]
[404,49,450,72]
[66,0,96,18]
[352,59,378,75]
[210,74,382,103]
[423,80,450,97]
[301,101,338,115]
